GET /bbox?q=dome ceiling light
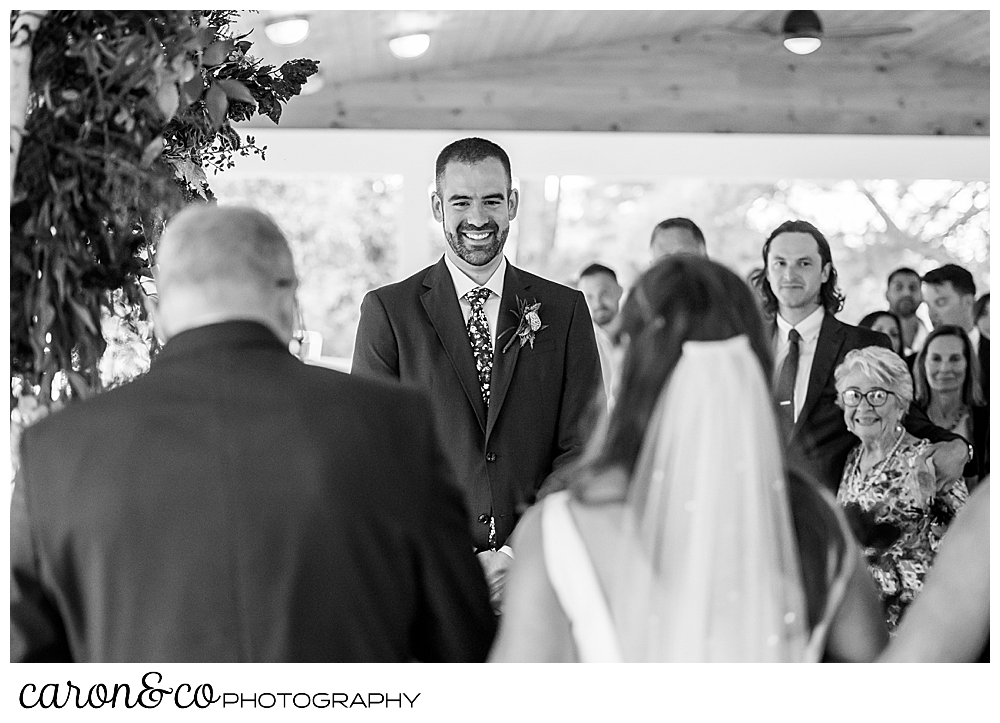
[782,10,823,55]
[264,16,310,46]
[388,33,430,59]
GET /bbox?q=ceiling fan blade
[824,26,914,39]
[675,25,779,41]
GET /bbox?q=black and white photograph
[7,4,990,718]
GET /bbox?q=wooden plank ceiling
[232,9,989,136]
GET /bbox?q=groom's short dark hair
[436,137,512,192]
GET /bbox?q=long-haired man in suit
[750,220,968,494]
[11,205,496,662]
[352,138,604,613]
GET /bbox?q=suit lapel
[420,258,487,432]
[794,313,844,437]
[486,264,531,441]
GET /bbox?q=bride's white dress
[541,490,623,662]
[541,488,851,662]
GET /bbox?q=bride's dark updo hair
[593,255,774,477]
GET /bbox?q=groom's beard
[444,223,508,267]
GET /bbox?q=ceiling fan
[690,10,914,55]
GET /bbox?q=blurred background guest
[491,256,887,662]
[885,267,928,355]
[858,311,905,358]
[578,262,624,407]
[878,478,989,663]
[834,346,968,632]
[912,325,988,491]
[649,217,707,260]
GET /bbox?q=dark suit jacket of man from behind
[352,257,603,550]
[11,321,497,662]
[783,314,959,494]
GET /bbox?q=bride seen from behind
[489,256,888,662]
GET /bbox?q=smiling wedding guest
[749,220,967,496]
[352,137,604,615]
[833,346,968,631]
[911,325,989,491]
[11,205,496,662]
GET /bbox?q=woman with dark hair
[858,311,904,357]
[912,325,988,490]
[490,256,887,662]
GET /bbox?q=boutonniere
[498,296,549,352]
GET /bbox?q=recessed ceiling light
[389,33,430,59]
[265,17,310,46]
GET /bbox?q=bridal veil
[609,334,811,661]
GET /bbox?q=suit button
[478,514,489,524]
[486,453,497,462]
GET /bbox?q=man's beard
[893,298,918,317]
[592,308,615,326]
[444,223,508,267]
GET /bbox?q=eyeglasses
[840,388,895,408]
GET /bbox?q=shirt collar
[444,253,506,301]
[968,325,981,348]
[776,305,825,342]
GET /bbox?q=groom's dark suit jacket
[11,321,496,662]
[783,314,958,494]
[352,257,603,550]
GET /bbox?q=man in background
[11,205,496,662]
[650,217,707,260]
[886,267,929,355]
[578,262,624,406]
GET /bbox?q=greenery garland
[10,10,318,408]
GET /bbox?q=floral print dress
[837,437,968,631]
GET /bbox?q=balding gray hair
[834,346,913,413]
[156,205,296,295]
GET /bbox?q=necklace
[852,427,906,481]
[932,404,969,431]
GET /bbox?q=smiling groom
[352,138,603,611]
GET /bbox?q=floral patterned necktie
[464,287,493,407]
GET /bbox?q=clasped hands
[477,548,513,616]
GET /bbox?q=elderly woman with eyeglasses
[834,346,968,631]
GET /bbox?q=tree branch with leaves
[9,10,318,410]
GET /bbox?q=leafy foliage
[9,10,318,406]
